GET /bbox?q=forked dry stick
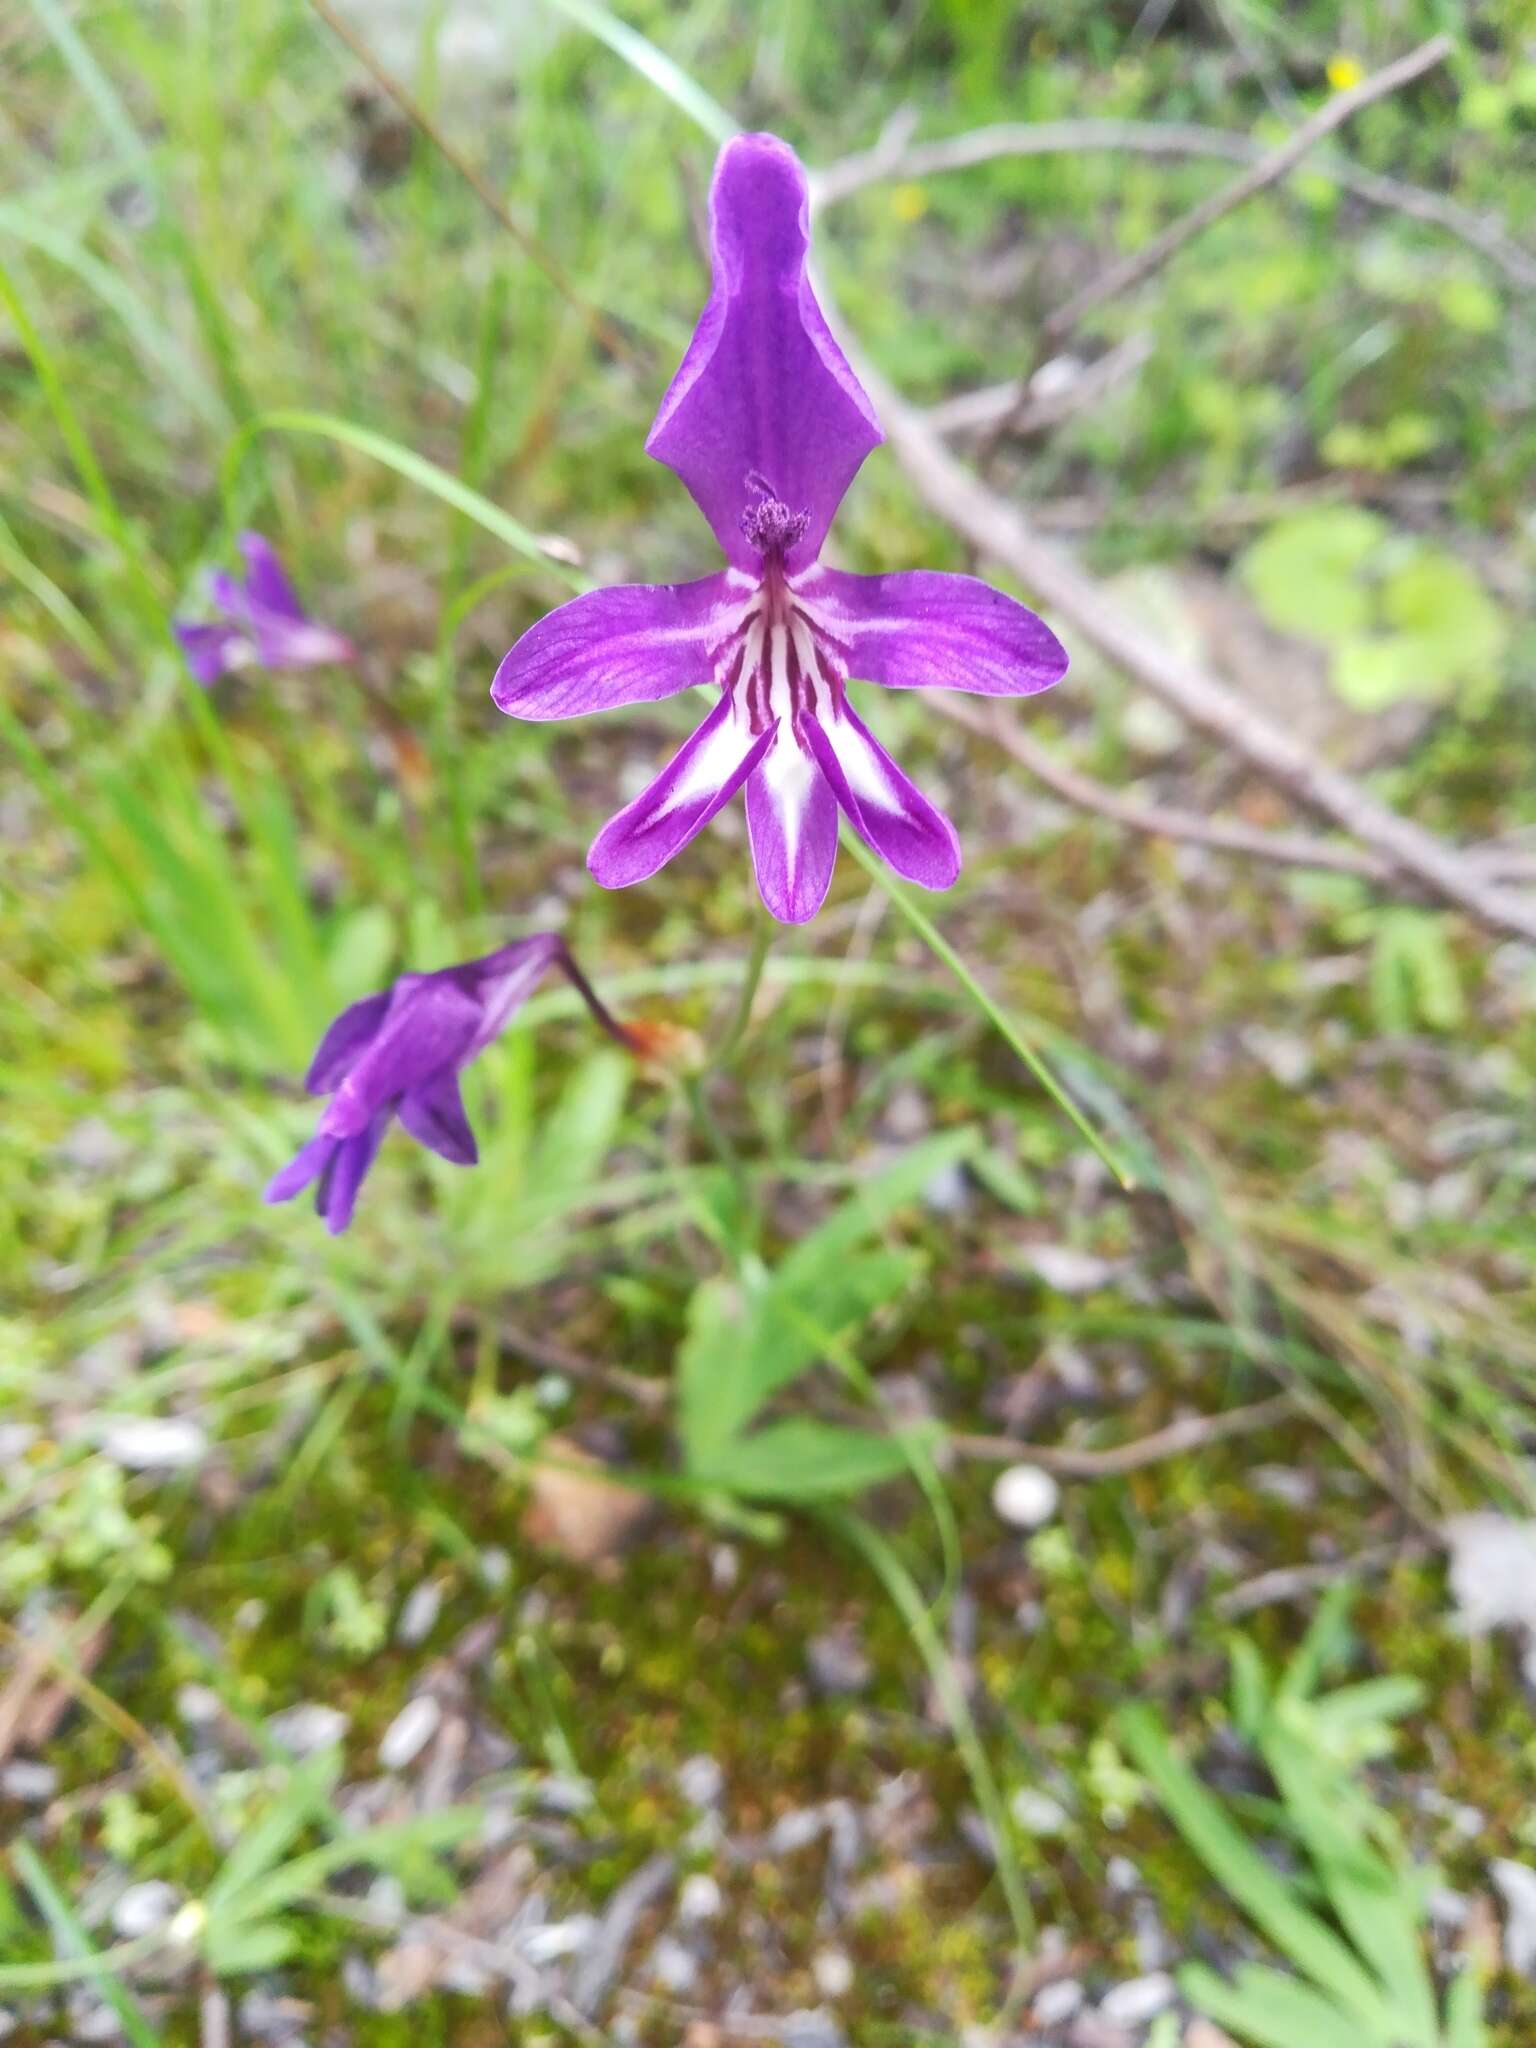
[1037,34,1453,352]
[812,110,1536,293]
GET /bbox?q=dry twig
[812,108,1536,293]
[952,1393,1294,1477]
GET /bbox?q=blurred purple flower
[492,132,1067,923]
[266,934,632,1234]
[176,532,354,685]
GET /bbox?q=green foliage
[1120,1591,1486,2048]
[676,1131,970,1500]
[1238,507,1507,711]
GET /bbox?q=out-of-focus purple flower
[266,935,631,1234]
[492,132,1068,924]
[176,532,354,685]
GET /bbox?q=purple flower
[491,132,1068,924]
[176,532,354,685]
[265,935,631,1234]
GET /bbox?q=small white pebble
[176,1683,222,1728]
[267,1703,349,1757]
[379,1695,441,1770]
[678,1872,723,1922]
[479,1547,512,1589]
[112,1881,181,1940]
[1032,1979,1084,2025]
[1,1761,58,1803]
[677,1753,724,1808]
[1010,1786,1069,1835]
[395,1581,443,1646]
[812,1950,854,1999]
[991,1463,1061,1530]
[1100,1971,1175,2024]
[99,1416,207,1470]
[522,1916,596,1963]
[649,1934,699,1993]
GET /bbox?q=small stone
[991,1464,1061,1530]
[267,1703,349,1757]
[478,1547,512,1589]
[812,1950,854,1998]
[779,2013,846,2048]
[177,1683,222,1727]
[99,1416,207,1469]
[1011,1786,1069,1835]
[678,1872,723,1921]
[1033,1978,1084,2024]
[396,1581,443,1646]
[1493,1859,1536,1977]
[112,1881,181,1939]
[1023,1245,1118,1295]
[806,1628,872,1697]
[677,1753,724,1808]
[521,1916,596,1962]
[649,1935,699,1993]
[379,1695,441,1770]
[1099,1972,1175,2024]
[1,1760,59,1803]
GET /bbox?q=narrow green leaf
[691,1418,925,1501]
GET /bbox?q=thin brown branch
[940,699,1536,889]
[1040,36,1453,349]
[812,112,1536,293]
[844,353,1536,943]
[952,1393,1295,1477]
[304,0,637,366]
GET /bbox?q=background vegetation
[3,0,1534,2041]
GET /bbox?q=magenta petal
[320,978,481,1138]
[803,703,961,891]
[239,532,306,623]
[492,576,736,721]
[646,134,883,571]
[808,567,1069,696]
[306,990,391,1094]
[319,1117,388,1234]
[588,695,774,889]
[265,1132,336,1205]
[398,1073,478,1165]
[744,734,839,923]
[459,934,566,1055]
[176,619,248,685]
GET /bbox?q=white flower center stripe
[823,711,903,810]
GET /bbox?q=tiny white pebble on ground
[1010,1785,1069,1834]
[1031,1978,1084,2024]
[378,1694,441,1770]
[991,1463,1061,1529]
[99,1416,208,1469]
[678,1872,723,1921]
[395,1580,442,1645]
[676,1753,724,1807]
[812,1949,855,1998]
[112,1881,181,1939]
[1099,1971,1176,2024]
[1493,1859,1536,1977]
[0,1761,58,1803]
[176,1682,222,1727]
[267,1703,349,1757]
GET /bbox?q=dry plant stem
[951,1392,1293,1477]
[1038,35,1453,349]
[304,0,637,366]
[812,113,1536,294]
[852,359,1536,943]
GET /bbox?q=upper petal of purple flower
[646,133,883,573]
[320,976,483,1139]
[807,568,1070,696]
[454,933,567,1057]
[306,990,392,1094]
[491,576,736,720]
[239,532,306,623]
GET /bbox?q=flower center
[714,567,850,740]
[739,495,810,558]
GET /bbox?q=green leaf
[202,1920,296,1974]
[1238,507,1384,644]
[1443,1966,1488,2048]
[691,1418,925,1501]
[10,1844,163,2046]
[1118,1705,1389,2025]
[1180,1961,1377,2048]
